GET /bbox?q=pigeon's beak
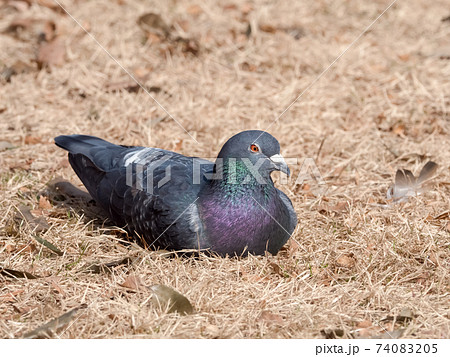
[269,154,290,176]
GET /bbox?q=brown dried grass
[0,0,449,338]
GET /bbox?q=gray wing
[120,150,213,249]
[56,135,214,250]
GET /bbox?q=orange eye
[250,144,259,152]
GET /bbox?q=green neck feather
[211,159,273,202]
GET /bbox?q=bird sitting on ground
[54,130,297,256]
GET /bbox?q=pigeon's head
[216,130,290,177]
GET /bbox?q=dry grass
[0,0,449,338]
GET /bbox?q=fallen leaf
[104,77,161,94]
[178,37,200,55]
[83,257,132,274]
[22,304,87,339]
[321,328,346,338]
[302,183,311,191]
[33,235,63,256]
[38,196,52,210]
[137,12,200,55]
[269,262,284,277]
[0,267,39,279]
[47,178,92,201]
[137,13,170,38]
[4,221,19,237]
[433,211,450,220]
[41,20,56,42]
[120,274,145,291]
[259,24,277,33]
[318,202,349,215]
[16,205,49,233]
[391,122,405,136]
[258,311,285,325]
[47,277,66,297]
[107,313,117,320]
[37,37,65,68]
[336,253,356,268]
[150,284,194,315]
[4,17,34,33]
[333,202,349,212]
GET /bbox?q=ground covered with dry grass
[0,0,449,338]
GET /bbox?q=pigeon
[54,130,297,256]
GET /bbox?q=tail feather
[55,135,135,225]
[55,135,122,202]
[55,135,117,155]
[55,135,130,171]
